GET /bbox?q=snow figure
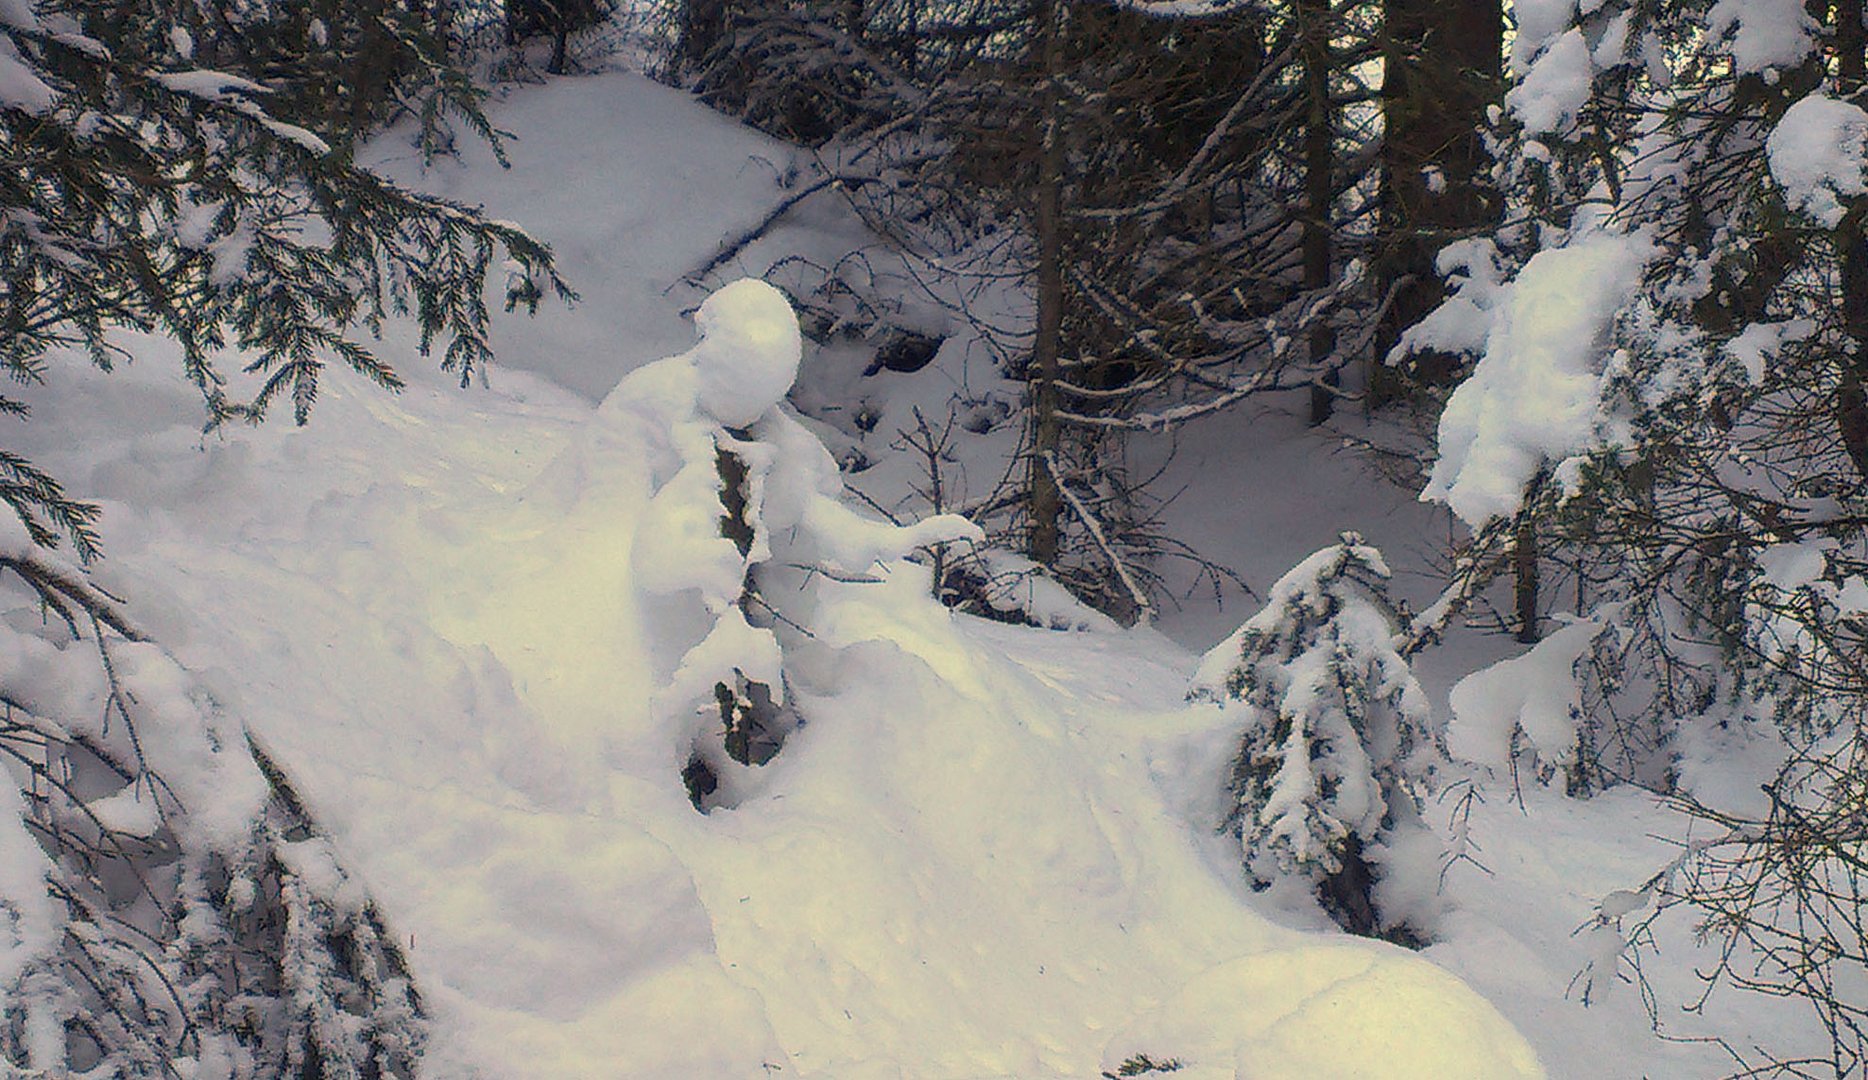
[608,278,980,808]
[1191,534,1438,940]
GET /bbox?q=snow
[1767,94,1868,229]
[0,260,1534,1077]
[1508,0,1580,74]
[1724,317,1815,385]
[0,35,54,116]
[1420,231,1654,526]
[1446,616,1606,770]
[689,277,804,427]
[1507,29,1594,134]
[1707,0,1817,73]
[5,60,1829,1080]
[1759,539,1832,591]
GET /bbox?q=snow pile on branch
[1447,615,1613,772]
[1508,29,1594,134]
[1419,231,1654,526]
[1707,0,1817,74]
[1767,94,1868,229]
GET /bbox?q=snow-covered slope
[45,66,1835,1078]
[16,268,1540,1077]
[1,65,1548,1067]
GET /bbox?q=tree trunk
[1514,504,1540,644]
[1029,0,1066,566]
[679,0,729,75]
[1835,0,1868,480]
[1374,0,1503,402]
[1301,0,1337,425]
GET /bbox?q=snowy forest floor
[14,69,1827,1077]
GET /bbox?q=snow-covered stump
[606,279,981,809]
[1192,534,1441,942]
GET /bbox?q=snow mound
[690,277,805,427]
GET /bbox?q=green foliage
[0,0,571,558]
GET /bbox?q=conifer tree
[0,0,569,560]
[0,2,566,1072]
[1397,0,1868,1063]
[1194,534,1436,940]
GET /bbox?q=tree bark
[1374,0,1503,401]
[1029,0,1066,565]
[1835,0,1868,480]
[1301,0,1337,425]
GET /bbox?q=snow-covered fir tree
[0,533,427,1076]
[1398,0,1868,1063]
[1192,534,1437,941]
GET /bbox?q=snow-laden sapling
[0,533,426,1077]
[612,279,981,808]
[1192,534,1439,941]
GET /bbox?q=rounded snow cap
[690,278,803,428]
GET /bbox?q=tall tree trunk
[1029,0,1066,566]
[1834,0,1868,479]
[1374,0,1503,401]
[1301,0,1337,425]
[680,0,729,76]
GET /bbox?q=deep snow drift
[10,275,1541,1077]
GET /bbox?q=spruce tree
[1194,534,1436,940]
[1397,0,1868,1064]
[0,3,566,1072]
[0,0,569,560]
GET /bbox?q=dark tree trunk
[1374,0,1503,401]
[1835,0,1868,480]
[1301,0,1337,425]
[1029,0,1066,566]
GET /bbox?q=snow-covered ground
[3,68,1828,1077]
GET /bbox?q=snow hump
[1767,94,1868,229]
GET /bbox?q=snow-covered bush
[1192,535,1438,941]
[600,278,981,807]
[0,539,425,1076]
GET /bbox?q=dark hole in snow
[682,754,719,812]
[863,330,945,376]
[718,676,786,767]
